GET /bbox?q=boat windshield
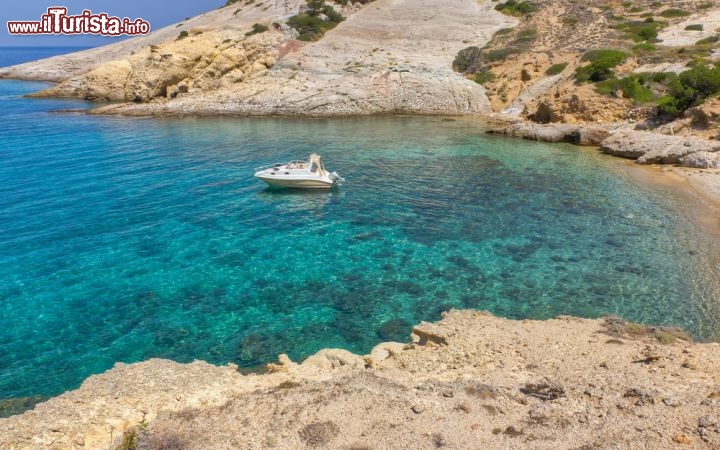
[286,161,309,169]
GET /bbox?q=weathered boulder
[601,130,720,163]
[679,151,720,169]
[571,126,609,146]
[488,122,580,143]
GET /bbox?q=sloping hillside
[462,0,720,138]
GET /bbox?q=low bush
[696,35,719,46]
[286,0,344,41]
[512,28,537,45]
[575,49,628,82]
[659,8,690,18]
[245,23,269,36]
[595,74,655,103]
[452,46,520,74]
[562,16,578,27]
[177,30,189,40]
[545,62,568,76]
[685,24,703,31]
[613,20,663,42]
[658,63,720,116]
[494,0,537,16]
[453,46,483,73]
[473,69,496,84]
[632,42,657,53]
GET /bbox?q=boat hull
[255,175,334,189]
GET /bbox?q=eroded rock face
[37,32,283,103]
[680,151,720,169]
[488,121,580,142]
[528,88,629,125]
[601,130,720,164]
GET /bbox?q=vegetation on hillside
[245,23,269,36]
[656,63,720,116]
[494,0,538,16]
[575,49,628,83]
[286,0,344,41]
[457,0,720,121]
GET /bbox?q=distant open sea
[0,46,90,68]
[1,47,719,413]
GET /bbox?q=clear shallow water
[1,79,720,405]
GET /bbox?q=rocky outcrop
[488,121,580,142]
[680,151,720,169]
[601,130,720,164]
[487,121,610,146]
[655,98,720,141]
[2,310,720,449]
[35,31,282,103]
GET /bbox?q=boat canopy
[309,153,327,175]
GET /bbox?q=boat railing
[253,163,284,173]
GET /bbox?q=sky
[1,1,225,46]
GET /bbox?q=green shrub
[473,69,496,84]
[596,75,655,103]
[494,0,537,16]
[659,8,690,18]
[614,20,663,42]
[696,35,719,46]
[658,63,720,116]
[576,49,628,82]
[513,28,537,44]
[453,46,483,73]
[453,45,521,75]
[286,0,344,41]
[633,42,657,53]
[581,49,628,64]
[245,23,269,36]
[484,47,520,61]
[177,30,189,40]
[545,62,568,76]
[685,24,703,31]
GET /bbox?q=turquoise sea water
[1,52,720,407]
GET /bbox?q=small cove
[1,78,719,407]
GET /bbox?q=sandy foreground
[1,310,720,449]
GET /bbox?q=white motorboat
[254,153,345,189]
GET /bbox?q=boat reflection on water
[255,185,343,217]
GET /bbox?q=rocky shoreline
[2,310,720,449]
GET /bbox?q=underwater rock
[377,318,412,341]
